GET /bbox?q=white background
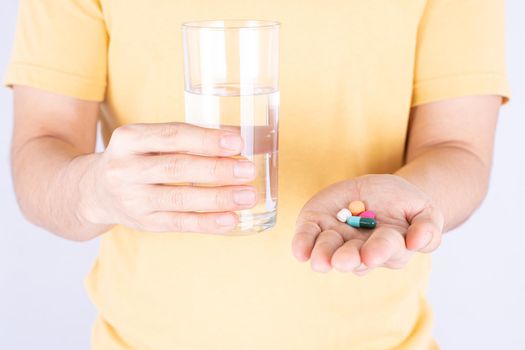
[1,1,524,349]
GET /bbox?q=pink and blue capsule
[346,215,376,229]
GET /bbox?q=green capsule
[346,216,377,229]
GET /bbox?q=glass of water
[182,20,280,234]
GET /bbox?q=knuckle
[167,188,187,210]
[108,124,138,151]
[123,194,148,216]
[196,214,212,233]
[164,156,186,179]
[159,123,180,139]
[104,158,126,184]
[206,158,222,180]
[201,128,213,149]
[215,189,233,209]
[167,214,185,232]
[113,124,136,139]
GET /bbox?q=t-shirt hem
[3,62,106,101]
[411,72,511,107]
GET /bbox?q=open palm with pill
[291,174,444,275]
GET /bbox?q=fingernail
[233,189,256,205]
[234,161,256,178]
[216,214,236,227]
[421,231,433,248]
[220,134,242,151]
[355,263,368,272]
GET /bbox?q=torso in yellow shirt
[5,0,509,349]
[89,1,435,349]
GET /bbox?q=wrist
[75,153,111,228]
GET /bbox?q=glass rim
[182,19,280,30]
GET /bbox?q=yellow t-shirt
[5,1,510,349]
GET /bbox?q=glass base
[226,210,277,236]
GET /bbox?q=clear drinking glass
[182,20,280,234]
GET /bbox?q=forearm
[396,144,491,232]
[11,136,111,241]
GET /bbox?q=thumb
[405,205,444,253]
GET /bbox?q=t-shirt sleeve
[411,0,511,107]
[4,0,108,101]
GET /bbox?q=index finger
[108,122,244,156]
